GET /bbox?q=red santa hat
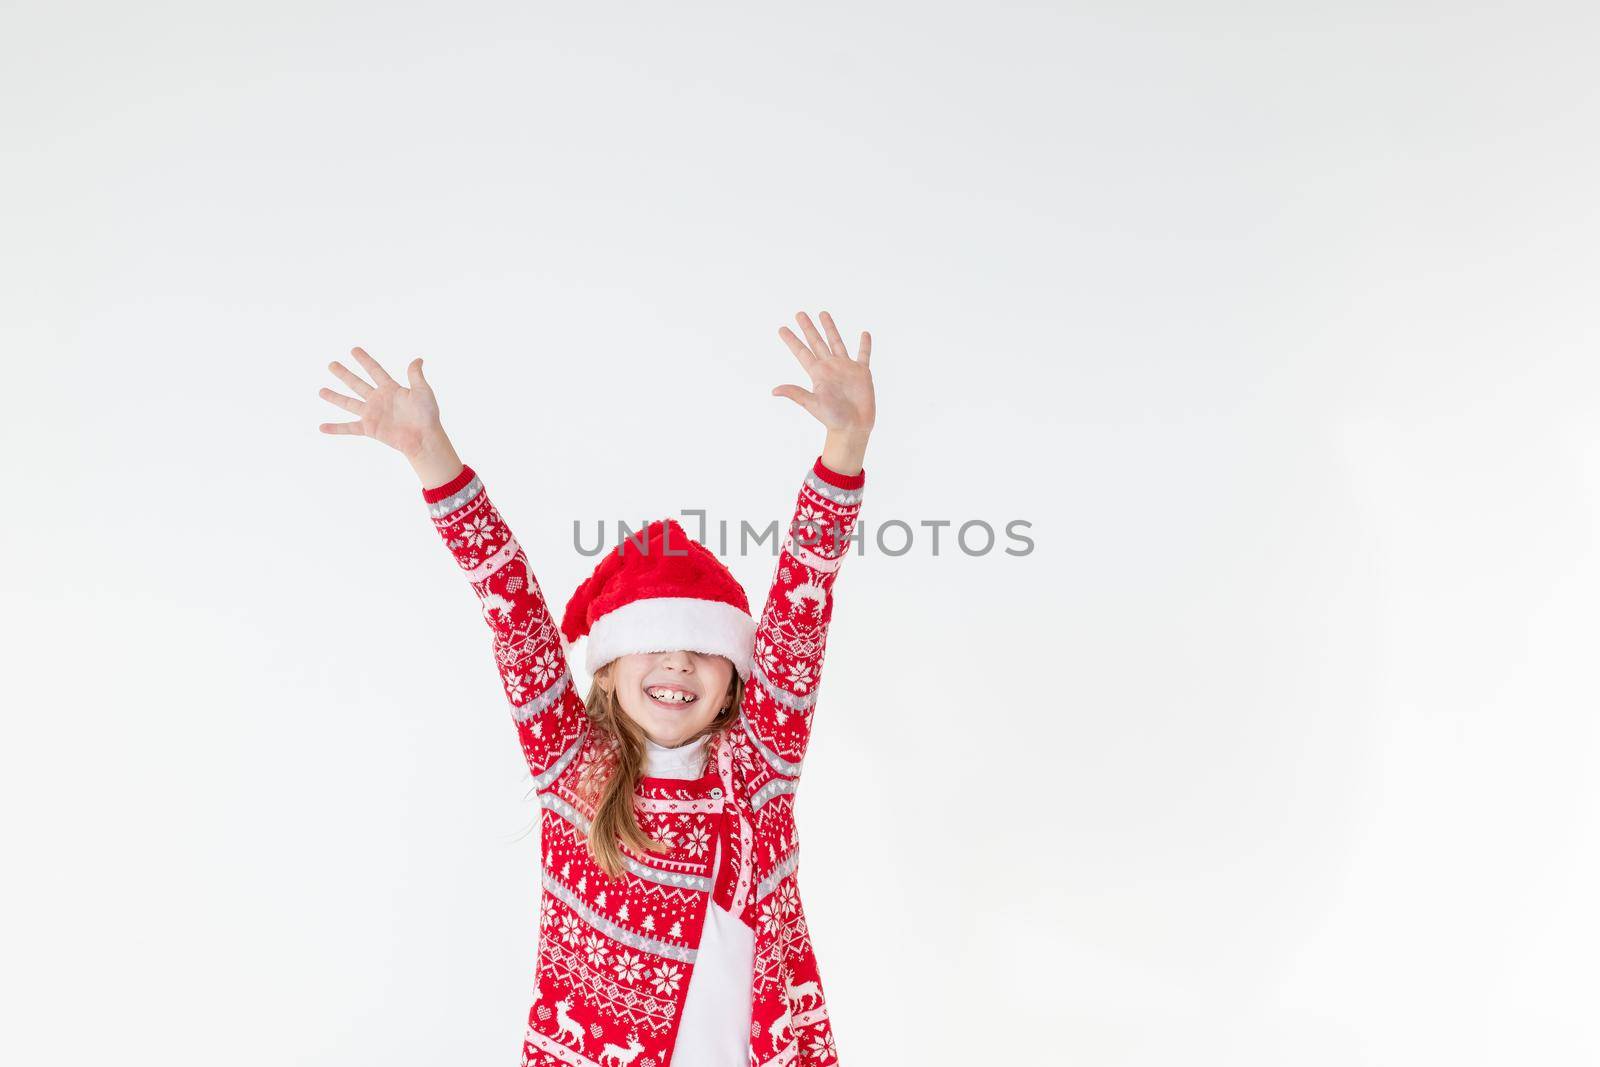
[559,518,755,681]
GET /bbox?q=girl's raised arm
[741,454,866,784]
[420,463,588,788]
[318,348,588,787]
[742,311,874,788]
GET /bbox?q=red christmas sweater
[421,455,866,1067]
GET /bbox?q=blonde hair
[578,665,744,880]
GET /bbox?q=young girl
[317,310,874,1067]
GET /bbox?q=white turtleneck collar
[644,734,710,780]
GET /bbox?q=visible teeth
[647,687,695,704]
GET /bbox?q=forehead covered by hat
[559,518,755,681]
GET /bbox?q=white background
[4,3,1597,1064]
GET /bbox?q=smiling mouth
[644,685,699,709]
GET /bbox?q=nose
[658,650,695,671]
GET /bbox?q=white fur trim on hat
[584,596,755,681]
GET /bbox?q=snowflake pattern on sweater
[422,456,865,1067]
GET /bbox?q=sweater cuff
[812,455,865,491]
[421,463,476,503]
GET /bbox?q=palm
[806,359,874,431]
[361,381,439,453]
[317,347,442,456]
[772,311,876,435]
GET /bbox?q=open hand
[772,311,875,438]
[317,347,443,458]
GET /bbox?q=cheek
[613,685,651,723]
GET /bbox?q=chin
[658,721,708,748]
[652,720,695,744]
